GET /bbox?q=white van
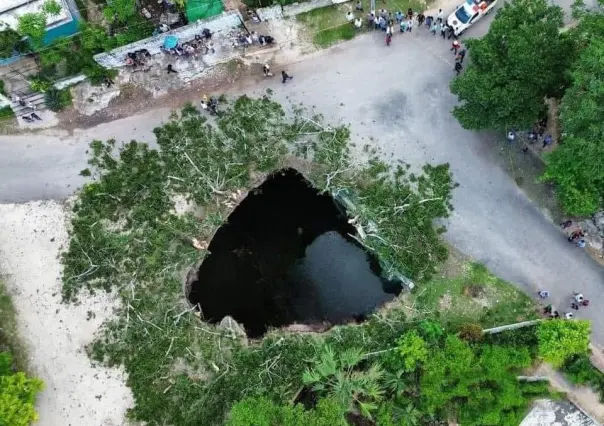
[447,0,498,36]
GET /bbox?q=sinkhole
[186,168,401,338]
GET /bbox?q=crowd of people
[539,290,590,320]
[345,4,467,74]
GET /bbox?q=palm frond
[340,347,364,369]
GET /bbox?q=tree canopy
[542,20,604,215]
[17,13,47,47]
[0,29,25,58]
[450,0,572,131]
[537,319,591,367]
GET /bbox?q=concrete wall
[94,10,243,69]
[256,0,350,20]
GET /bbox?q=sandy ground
[0,201,133,425]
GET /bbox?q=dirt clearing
[0,201,133,425]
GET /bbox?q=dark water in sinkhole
[187,168,400,338]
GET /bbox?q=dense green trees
[450,0,572,131]
[542,16,604,214]
[450,0,604,215]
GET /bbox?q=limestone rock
[579,220,599,237]
[594,211,604,231]
[219,316,247,339]
[587,235,604,251]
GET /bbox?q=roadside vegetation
[449,0,604,216]
[0,281,44,425]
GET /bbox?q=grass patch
[297,0,427,47]
[414,262,539,328]
[0,281,28,371]
[0,106,15,120]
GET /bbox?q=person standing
[440,22,447,39]
[451,40,460,54]
[454,61,463,75]
[538,290,550,299]
[436,8,444,23]
[430,21,438,34]
[456,48,466,63]
[282,70,293,83]
[542,134,553,148]
[417,13,425,26]
[406,18,413,32]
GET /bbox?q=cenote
[186,168,401,338]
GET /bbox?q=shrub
[458,323,484,342]
[0,352,44,426]
[29,76,53,93]
[0,106,14,120]
[227,396,347,426]
[44,88,72,111]
[397,330,428,372]
[537,320,590,367]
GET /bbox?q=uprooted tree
[61,95,456,424]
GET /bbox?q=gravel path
[0,201,133,426]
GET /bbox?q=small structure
[0,0,79,45]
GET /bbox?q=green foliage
[418,319,443,344]
[0,106,14,120]
[103,0,137,23]
[450,0,572,131]
[44,88,71,111]
[537,319,590,367]
[37,20,152,82]
[0,29,25,57]
[29,76,53,93]
[396,330,428,372]
[42,0,62,16]
[542,37,604,215]
[421,335,541,425]
[227,396,347,426]
[303,345,385,418]
[561,354,596,385]
[0,353,44,426]
[17,13,47,47]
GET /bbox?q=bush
[0,106,14,120]
[44,88,72,111]
[537,320,590,367]
[458,323,484,342]
[29,76,53,93]
[0,352,44,426]
[561,354,595,385]
[227,396,347,426]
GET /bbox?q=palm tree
[302,345,385,419]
